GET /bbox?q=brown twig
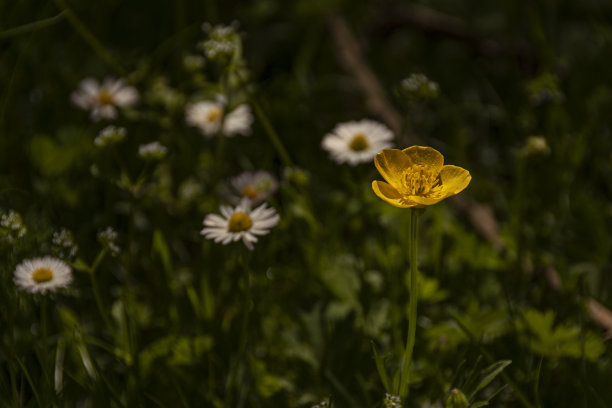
[587,298,612,339]
[327,14,405,137]
[544,267,612,338]
[451,195,505,251]
[371,3,534,64]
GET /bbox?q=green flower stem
[399,208,419,399]
[0,11,65,40]
[251,99,294,168]
[41,296,48,350]
[40,296,53,395]
[226,254,252,406]
[213,132,226,187]
[53,0,126,76]
[88,250,114,336]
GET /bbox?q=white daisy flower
[13,256,72,294]
[71,77,139,121]
[321,119,394,165]
[229,170,278,204]
[201,199,280,250]
[138,141,168,160]
[185,99,253,137]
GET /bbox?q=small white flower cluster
[202,38,236,59]
[1,210,27,243]
[200,22,239,60]
[97,226,120,255]
[522,136,550,156]
[183,55,206,71]
[95,125,126,148]
[401,73,440,99]
[178,178,203,204]
[384,393,402,408]
[138,141,168,160]
[311,401,328,408]
[52,228,78,259]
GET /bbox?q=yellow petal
[372,180,417,208]
[374,149,413,189]
[438,165,471,195]
[408,195,446,206]
[402,146,444,174]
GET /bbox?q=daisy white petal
[223,104,253,136]
[186,101,224,137]
[113,86,140,107]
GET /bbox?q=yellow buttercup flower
[372,146,471,208]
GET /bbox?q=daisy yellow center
[97,90,114,105]
[402,165,439,196]
[349,133,369,151]
[207,107,223,123]
[228,212,253,233]
[32,268,54,283]
[242,186,259,200]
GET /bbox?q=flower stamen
[207,107,223,123]
[349,133,369,151]
[241,186,259,200]
[401,165,438,196]
[228,212,253,232]
[32,268,54,283]
[97,90,114,105]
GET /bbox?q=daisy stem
[53,0,126,76]
[41,296,48,351]
[40,296,53,392]
[89,250,114,336]
[214,132,226,184]
[251,100,294,168]
[226,254,252,405]
[399,208,419,400]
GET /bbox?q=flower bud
[445,388,468,408]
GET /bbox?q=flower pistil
[228,212,253,232]
[32,268,54,283]
[349,133,369,151]
[402,165,440,196]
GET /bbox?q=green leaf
[468,360,511,400]
[139,335,214,376]
[319,253,361,303]
[152,229,172,275]
[518,308,605,361]
[371,340,391,393]
[250,357,294,397]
